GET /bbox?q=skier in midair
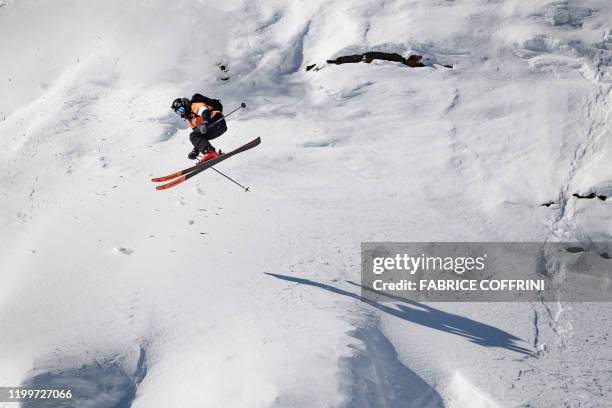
[171,94,227,162]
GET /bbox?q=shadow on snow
[265,273,533,356]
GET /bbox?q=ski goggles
[174,106,186,115]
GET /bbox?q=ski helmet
[171,97,191,116]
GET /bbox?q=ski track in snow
[0,0,611,407]
[519,2,612,404]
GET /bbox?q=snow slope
[0,0,611,407]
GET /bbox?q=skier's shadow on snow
[265,273,534,356]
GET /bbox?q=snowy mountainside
[0,0,611,407]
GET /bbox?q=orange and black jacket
[186,101,223,129]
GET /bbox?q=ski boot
[199,148,218,163]
[187,147,199,160]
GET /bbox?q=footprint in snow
[115,247,134,255]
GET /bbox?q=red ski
[152,137,261,190]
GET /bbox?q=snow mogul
[171,94,227,162]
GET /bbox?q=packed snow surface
[0,0,611,407]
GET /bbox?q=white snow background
[0,0,611,407]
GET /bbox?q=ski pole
[206,103,249,192]
[209,102,247,127]
[193,102,247,153]
[211,167,250,192]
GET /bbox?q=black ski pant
[189,117,227,153]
